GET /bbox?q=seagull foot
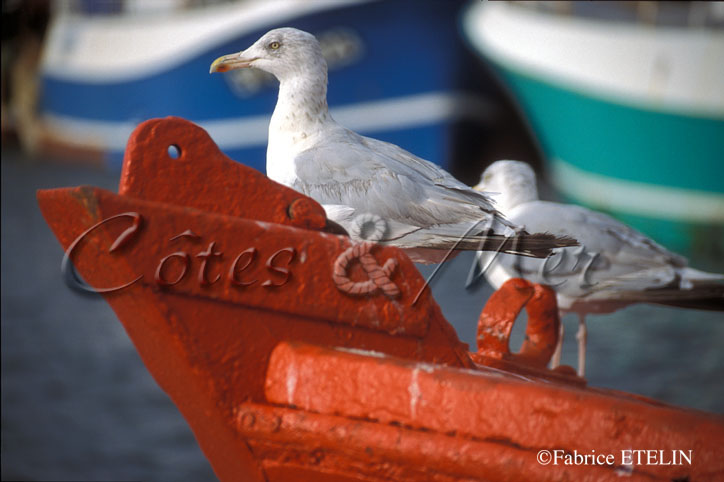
[576,316,587,378]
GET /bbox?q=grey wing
[488,201,688,298]
[292,130,515,243]
[359,135,507,214]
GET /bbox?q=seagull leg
[550,322,564,369]
[576,314,587,377]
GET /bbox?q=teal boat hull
[463,1,724,256]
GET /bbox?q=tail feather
[619,283,724,312]
[655,297,724,311]
[378,223,579,261]
[449,231,578,259]
[488,232,579,258]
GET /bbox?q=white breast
[266,134,299,187]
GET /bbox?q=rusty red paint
[37,118,724,481]
[471,277,583,385]
[195,241,223,286]
[476,277,534,358]
[229,247,258,287]
[519,283,562,366]
[476,278,561,365]
[40,186,453,339]
[154,251,190,287]
[265,341,724,481]
[169,229,201,242]
[287,197,327,230]
[62,212,144,293]
[261,247,296,287]
[118,117,327,231]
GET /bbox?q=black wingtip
[653,288,724,312]
[491,232,579,259]
[529,231,579,248]
[654,298,724,311]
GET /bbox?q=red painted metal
[265,341,724,481]
[37,117,724,481]
[472,278,581,383]
[118,117,328,231]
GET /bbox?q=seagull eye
[269,41,280,50]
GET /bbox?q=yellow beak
[209,53,257,73]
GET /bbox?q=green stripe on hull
[551,158,724,255]
[558,191,723,255]
[487,62,724,255]
[496,66,724,194]
[550,158,724,223]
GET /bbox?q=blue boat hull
[40,0,499,172]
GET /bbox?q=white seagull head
[476,160,540,212]
[210,27,327,82]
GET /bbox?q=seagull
[209,28,576,263]
[475,160,724,376]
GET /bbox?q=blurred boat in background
[35,0,511,175]
[463,1,724,256]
